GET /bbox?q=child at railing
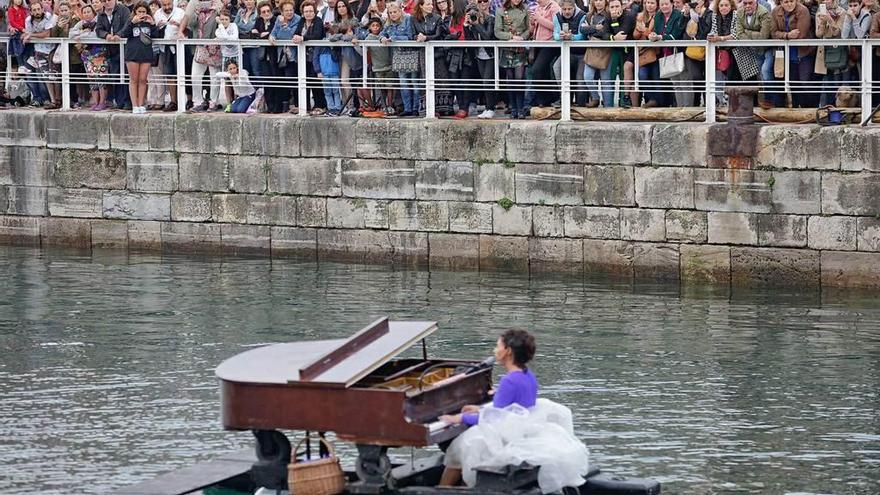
[119,1,158,113]
[7,0,29,68]
[314,26,344,115]
[361,16,396,115]
[215,9,241,109]
[214,59,257,111]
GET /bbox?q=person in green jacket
[494,0,530,118]
[648,0,684,106]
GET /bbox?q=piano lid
[297,317,438,388]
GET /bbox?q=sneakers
[162,102,178,112]
[132,106,147,114]
[224,103,232,113]
[191,102,209,113]
[92,103,107,111]
[384,106,397,118]
[477,109,495,119]
[453,109,468,120]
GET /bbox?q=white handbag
[659,50,685,79]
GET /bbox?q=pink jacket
[531,0,560,41]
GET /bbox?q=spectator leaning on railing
[771,0,816,108]
[96,0,132,109]
[24,1,57,108]
[153,0,186,111]
[733,0,773,107]
[815,0,846,107]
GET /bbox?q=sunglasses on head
[477,0,489,3]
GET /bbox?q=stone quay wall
[1,109,879,288]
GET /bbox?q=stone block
[341,159,416,199]
[1,147,55,186]
[757,214,807,247]
[583,165,635,206]
[821,251,880,288]
[48,188,103,218]
[178,154,230,192]
[807,216,856,251]
[317,229,427,265]
[268,158,341,196]
[247,195,297,226]
[564,206,620,239]
[583,239,634,277]
[448,202,492,233]
[478,235,529,271]
[326,198,388,229]
[228,156,267,194]
[387,232,429,265]
[128,220,162,250]
[822,172,880,216]
[126,152,178,192]
[0,111,45,146]
[110,114,175,151]
[41,218,92,248]
[841,127,880,171]
[171,192,212,222]
[772,171,821,214]
[680,245,730,285]
[515,163,583,205]
[506,122,555,164]
[428,233,480,270]
[694,169,772,213]
[731,247,820,288]
[620,208,665,241]
[355,120,430,159]
[161,222,222,253]
[632,242,680,281]
[666,210,707,243]
[242,117,302,157]
[416,161,474,201]
[857,217,880,252]
[211,194,248,224]
[635,167,694,209]
[436,120,507,162]
[174,114,242,154]
[756,126,840,170]
[708,212,758,245]
[7,186,48,216]
[652,124,708,167]
[221,224,271,254]
[475,163,515,202]
[103,191,171,221]
[533,206,564,237]
[528,238,582,272]
[90,220,128,249]
[492,205,532,236]
[556,123,652,165]
[388,200,449,231]
[55,150,126,189]
[0,216,41,245]
[296,196,327,227]
[46,112,110,150]
[0,186,6,212]
[271,227,317,257]
[301,119,357,157]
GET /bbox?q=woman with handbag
[414,0,451,114]
[581,0,612,107]
[270,0,301,113]
[815,0,847,107]
[382,1,420,116]
[119,1,159,113]
[187,0,223,112]
[294,0,328,114]
[494,0,530,118]
[633,0,658,106]
[648,0,684,107]
[706,0,736,105]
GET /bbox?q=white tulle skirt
[444,398,590,494]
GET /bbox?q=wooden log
[529,106,876,123]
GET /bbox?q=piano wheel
[354,444,392,485]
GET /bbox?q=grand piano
[216,317,494,492]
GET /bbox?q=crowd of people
[1,0,879,117]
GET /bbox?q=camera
[469,12,478,21]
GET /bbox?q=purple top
[462,369,539,426]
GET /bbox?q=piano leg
[250,429,291,491]
[349,444,393,494]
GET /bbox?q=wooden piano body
[216,317,493,492]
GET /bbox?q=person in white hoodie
[214,59,256,112]
[214,9,240,105]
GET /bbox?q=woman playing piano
[438,329,589,492]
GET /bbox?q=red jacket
[8,5,28,32]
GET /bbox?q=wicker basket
[288,434,346,495]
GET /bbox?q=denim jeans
[638,61,660,105]
[759,49,780,106]
[323,76,342,112]
[230,93,255,113]
[820,70,847,107]
[398,71,420,113]
[108,54,131,108]
[583,64,613,106]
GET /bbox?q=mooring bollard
[706,86,760,169]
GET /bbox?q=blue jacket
[313,46,341,76]
[270,15,302,58]
[553,8,586,41]
[380,14,415,40]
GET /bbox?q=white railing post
[783,42,790,94]
[633,41,640,94]
[425,44,435,119]
[862,40,873,124]
[560,42,571,121]
[361,43,369,90]
[61,39,71,110]
[705,41,715,123]
[119,42,126,88]
[493,46,500,91]
[176,39,186,114]
[297,42,308,117]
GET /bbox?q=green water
[0,246,878,494]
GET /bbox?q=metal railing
[2,34,878,123]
